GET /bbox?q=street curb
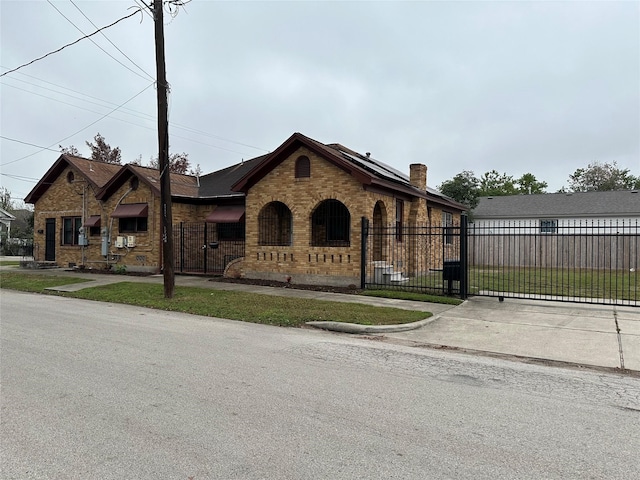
[378,337,640,377]
[306,314,441,334]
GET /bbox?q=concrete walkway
[1,261,638,373]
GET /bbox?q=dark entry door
[45,218,56,261]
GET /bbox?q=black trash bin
[443,260,461,281]
[443,260,461,295]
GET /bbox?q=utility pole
[153,0,175,298]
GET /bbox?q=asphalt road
[1,290,639,480]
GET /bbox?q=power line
[1,173,42,182]
[2,70,269,152]
[1,84,257,157]
[68,0,155,81]
[0,8,142,78]
[45,0,152,82]
[0,136,60,152]
[0,82,155,167]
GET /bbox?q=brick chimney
[409,164,427,190]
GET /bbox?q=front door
[45,218,55,261]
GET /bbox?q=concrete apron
[383,296,640,372]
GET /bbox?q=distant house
[473,190,640,233]
[26,132,465,285]
[0,207,16,240]
[469,190,640,272]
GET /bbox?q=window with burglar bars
[217,222,245,241]
[258,201,292,245]
[311,199,350,246]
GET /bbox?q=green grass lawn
[0,272,430,327]
[0,261,20,266]
[362,289,462,305]
[469,267,639,301]
[0,272,91,292]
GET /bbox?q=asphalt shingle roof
[198,155,268,198]
[474,190,640,218]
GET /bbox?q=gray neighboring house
[472,190,640,233]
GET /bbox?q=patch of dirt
[211,277,362,295]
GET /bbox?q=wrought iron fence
[362,217,638,306]
[362,218,464,296]
[468,220,639,306]
[173,222,245,275]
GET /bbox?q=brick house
[231,133,465,286]
[25,154,199,271]
[25,133,465,284]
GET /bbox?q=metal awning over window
[205,206,245,223]
[111,203,148,218]
[83,215,101,227]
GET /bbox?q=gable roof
[96,164,199,201]
[231,132,465,211]
[474,190,640,219]
[24,154,122,204]
[0,207,16,222]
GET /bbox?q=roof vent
[365,152,370,158]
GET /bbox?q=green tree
[478,170,517,197]
[516,173,548,194]
[568,161,639,192]
[438,171,481,210]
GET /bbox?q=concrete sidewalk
[1,262,638,372]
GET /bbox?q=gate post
[179,222,184,273]
[460,213,468,299]
[360,217,369,289]
[203,223,207,275]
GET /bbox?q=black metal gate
[361,216,467,297]
[468,220,639,306]
[173,222,245,275]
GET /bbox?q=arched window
[295,156,310,178]
[311,199,350,247]
[258,201,292,245]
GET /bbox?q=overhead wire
[45,0,153,82]
[1,69,269,152]
[0,136,60,152]
[0,82,155,167]
[68,0,154,81]
[0,8,142,78]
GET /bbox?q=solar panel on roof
[338,150,410,185]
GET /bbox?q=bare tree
[148,152,191,174]
[86,133,122,164]
[59,144,81,156]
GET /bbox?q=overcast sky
[1,0,638,205]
